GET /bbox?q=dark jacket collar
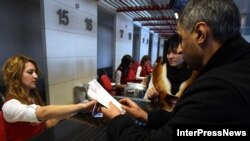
[198,36,250,78]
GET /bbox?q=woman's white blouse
[2,99,40,123]
[136,66,145,80]
[115,70,122,85]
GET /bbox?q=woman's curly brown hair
[2,54,43,105]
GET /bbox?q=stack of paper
[87,79,124,113]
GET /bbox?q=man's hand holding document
[87,79,125,117]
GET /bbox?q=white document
[87,79,124,113]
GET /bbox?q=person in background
[135,55,152,82]
[1,54,96,141]
[115,54,134,89]
[100,0,250,140]
[153,56,162,68]
[144,33,192,101]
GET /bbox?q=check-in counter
[30,86,160,141]
[29,112,108,141]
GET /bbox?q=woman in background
[153,56,163,68]
[144,33,192,100]
[115,54,135,90]
[135,55,152,82]
[1,54,96,141]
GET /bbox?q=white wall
[151,34,159,65]
[114,13,134,70]
[42,0,134,104]
[159,38,165,57]
[42,0,97,104]
[42,0,155,104]
[139,27,150,59]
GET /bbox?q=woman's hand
[119,98,148,122]
[141,77,148,86]
[147,87,158,100]
[78,100,97,112]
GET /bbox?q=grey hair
[179,0,241,43]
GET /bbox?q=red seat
[0,111,7,141]
[99,73,116,96]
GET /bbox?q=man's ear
[194,22,208,45]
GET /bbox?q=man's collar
[198,36,249,77]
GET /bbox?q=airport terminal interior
[1,0,250,141]
[0,0,249,105]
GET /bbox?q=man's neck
[202,39,222,68]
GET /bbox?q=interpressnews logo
[177,129,247,137]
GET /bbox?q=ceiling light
[175,12,179,19]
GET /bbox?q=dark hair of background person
[140,55,151,66]
[116,55,133,77]
[162,33,182,64]
[155,56,162,64]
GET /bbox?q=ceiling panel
[98,0,189,38]
[99,0,250,37]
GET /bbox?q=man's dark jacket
[106,36,250,141]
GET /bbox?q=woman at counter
[1,54,96,141]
